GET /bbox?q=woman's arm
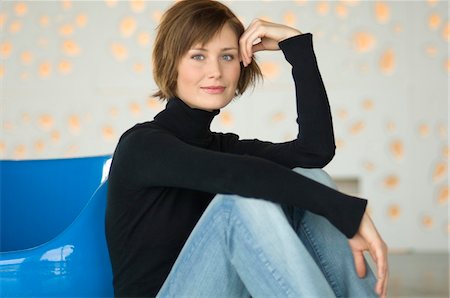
[239,20,388,298]
[223,20,335,168]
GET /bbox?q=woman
[105,0,388,297]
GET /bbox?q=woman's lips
[201,86,225,94]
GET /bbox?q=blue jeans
[156,168,377,297]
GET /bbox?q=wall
[0,0,448,251]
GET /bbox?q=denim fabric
[157,168,377,298]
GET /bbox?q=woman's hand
[349,212,389,298]
[239,19,302,67]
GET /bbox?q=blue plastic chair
[0,155,114,297]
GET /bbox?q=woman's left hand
[239,19,302,67]
[349,211,389,298]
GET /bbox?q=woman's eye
[191,54,204,61]
[223,54,234,61]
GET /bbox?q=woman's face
[176,23,241,111]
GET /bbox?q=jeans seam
[229,208,295,298]
[168,202,231,296]
[300,217,342,298]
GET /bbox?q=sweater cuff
[278,33,315,67]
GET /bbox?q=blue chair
[0,155,114,297]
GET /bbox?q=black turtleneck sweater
[105,33,367,297]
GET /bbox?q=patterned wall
[0,0,448,251]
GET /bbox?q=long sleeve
[111,128,366,238]
[222,33,336,169]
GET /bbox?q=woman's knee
[292,167,337,190]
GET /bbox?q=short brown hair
[152,0,262,101]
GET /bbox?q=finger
[240,20,259,66]
[252,41,265,53]
[352,251,366,278]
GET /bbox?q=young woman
[105,0,389,297]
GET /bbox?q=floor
[370,252,449,298]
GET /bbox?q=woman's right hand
[348,212,389,298]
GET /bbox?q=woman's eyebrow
[190,47,238,51]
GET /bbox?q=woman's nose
[207,60,222,78]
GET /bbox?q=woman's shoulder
[118,121,174,146]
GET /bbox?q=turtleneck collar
[153,97,220,147]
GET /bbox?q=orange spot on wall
[34,140,45,153]
[390,139,405,161]
[14,144,26,159]
[220,111,233,126]
[350,120,365,134]
[426,0,439,6]
[337,108,348,120]
[120,17,137,37]
[437,123,447,139]
[335,138,345,149]
[21,51,33,65]
[58,60,72,74]
[383,175,399,189]
[102,125,116,141]
[62,0,72,10]
[38,61,52,78]
[393,23,403,34]
[0,65,5,78]
[388,204,400,219]
[374,1,390,24]
[335,3,348,18]
[147,97,161,110]
[443,146,449,159]
[129,102,141,117]
[152,11,163,24]
[352,32,376,53]
[445,59,450,74]
[425,44,438,57]
[442,21,450,42]
[341,0,360,6]
[379,48,395,74]
[9,20,22,34]
[260,62,279,79]
[130,0,146,13]
[437,185,448,205]
[51,130,61,142]
[0,142,5,154]
[386,121,396,132]
[111,42,128,61]
[316,2,330,15]
[39,114,54,130]
[105,0,118,8]
[68,115,81,134]
[433,162,447,182]
[0,41,13,59]
[133,63,144,73]
[137,31,150,47]
[3,121,13,131]
[422,215,433,229]
[109,107,119,118]
[14,3,28,17]
[363,161,375,172]
[20,72,29,80]
[418,123,429,137]
[62,40,81,56]
[428,13,441,30]
[294,0,307,5]
[0,13,7,28]
[283,11,296,27]
[39,15,50,27]
[362,99,374,110]
[59,24,74,36]
[271,112,286,123]
[76,13,88,27]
